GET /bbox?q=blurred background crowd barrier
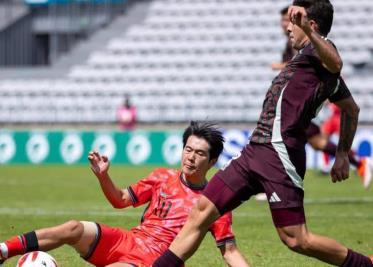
[1,128,372,170]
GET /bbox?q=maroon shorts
[305,122,321,140]
[204,142,306,227]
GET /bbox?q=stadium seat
[1,0,373,124]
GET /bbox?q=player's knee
[279,233,311,253]
[189,196,219,229]
[189,204,207,229]
[62,220,84,244]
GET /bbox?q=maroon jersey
[251,42,350,149]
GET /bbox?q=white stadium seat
[1,0,373,123]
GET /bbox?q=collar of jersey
[179,172,207,191]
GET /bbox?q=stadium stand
[0,0,373,124]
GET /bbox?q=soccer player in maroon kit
[0,122,250,267]
[153,1,373,266]
[271,5,371,188]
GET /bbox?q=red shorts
[85,224,167,267]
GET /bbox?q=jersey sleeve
[209,212,235,247]
[328,76,352,103]
[127,169,161,207]
[305,41,350,103]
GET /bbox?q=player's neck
[298,39,311,51]
[181,173,207,188]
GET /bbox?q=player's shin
[153,218,211,267]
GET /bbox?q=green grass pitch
[0,165,372,266]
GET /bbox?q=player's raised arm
[330,96,360,182]
[288,5,342,73]
[88,151,132,208]
[219,242,250,267]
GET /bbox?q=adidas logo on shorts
[269,192,282,203]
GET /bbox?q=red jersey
[128,168,235,253]
[87,168,235,267]
[322,103,341,135]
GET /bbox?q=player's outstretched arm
[288,5,342,73]
[219,242,250,267]
[271,62,287,71]
[88,151,132,208]
[331,96,360,183]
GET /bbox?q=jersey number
[154,197,172,219]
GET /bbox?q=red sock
[323,152,330,165]
[4,236,26,258]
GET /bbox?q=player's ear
[309,20,319,33]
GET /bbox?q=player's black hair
[292,0,334,36]
[280,6,289,15]
[183,121,224,161]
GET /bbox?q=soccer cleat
[357,157,372,189]
[255,193,267,202]
[0,243,7,265]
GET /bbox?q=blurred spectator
[117,95,136,130]
[271,6,297,71]
[320,102,341,171]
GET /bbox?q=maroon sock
[152,249,184,267]
[341,249,373,267]
[322,142,337,156]
[323,142,359,167]
[348,151,359,167]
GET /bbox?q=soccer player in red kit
[153,1,373,267]
[0,122,250,267]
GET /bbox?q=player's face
[181,135,215,183]
[287,21,308,50]
[281,14,290,35]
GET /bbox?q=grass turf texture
[0,165,372,266]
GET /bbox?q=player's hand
[88,150,110,177]
[288,5,312,35]
[330,152,350,183]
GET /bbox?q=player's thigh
[206,147,262,215]
[307,134,328,150]
[203,173,258,216]
[262,180,305,227]
[72,221,98,256]
[191,195,221,227]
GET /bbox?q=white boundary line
[0,197,372,217]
